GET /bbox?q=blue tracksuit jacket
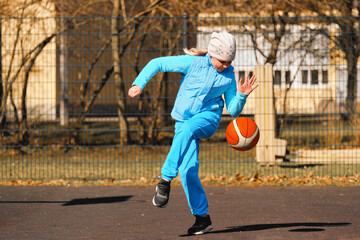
[132,53,247,120]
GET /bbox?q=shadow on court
[0,196,133,206]
[179,222,351,237]
[0,186,359,240]
[62,195,133,206]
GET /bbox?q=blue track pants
[161,110,221,216]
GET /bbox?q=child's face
[211,57,232,72]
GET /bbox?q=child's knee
[177,125,194,137]
[180,166,199,182]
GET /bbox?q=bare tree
[58,1,70,127]
[303,0,360,117]
[59,0,168,146]
[0,1,57,147]
[0,18,4,134]
[228,0,360,133]
[242,13,290,137]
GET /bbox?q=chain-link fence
[1,15,359,181]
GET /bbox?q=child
[128,31,258,235]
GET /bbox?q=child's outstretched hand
[128,85,142,98]
[237,72,258,95]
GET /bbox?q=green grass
[1,117,360,182]
[1,143,359,181]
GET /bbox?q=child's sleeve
[223,78,248,117]
[132,55,194,89]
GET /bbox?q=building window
[238,71,245,82]
[322,70,328,84]
[302,70,308,84]
[311,70,319,84]
[285,71,291,85]
[238,71,253,83]
[274,70,281,85]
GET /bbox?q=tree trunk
[340,21,359,116]
[112,0,128,145]
[59,13,69,126]
[264,15,287,138]
[346,60,358,114]
[0,20,5,135]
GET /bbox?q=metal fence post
[59,16,69,127]
[182,13,189,50]
[0,19,2,104]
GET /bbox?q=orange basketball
[226,117,260,151]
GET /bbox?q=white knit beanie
[208,31,236,62]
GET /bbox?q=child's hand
[128,85,142,97]
[237,72,258,95]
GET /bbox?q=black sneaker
[152,179,171,207]
[187,215,213,235]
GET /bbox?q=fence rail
[1,15,360,181]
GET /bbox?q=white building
[196,23,356,115]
